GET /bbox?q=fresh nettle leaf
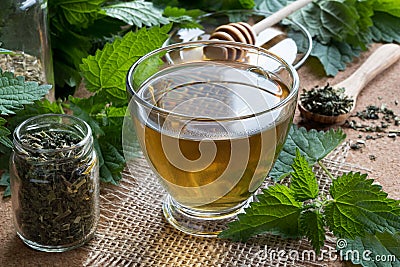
[254,0,287,14]
[177,0,254,11]
[325,172,400,239]
[310,40,361,76]
[69,101,105,137]
[290,149,319,202]
[50,28,92,88]
[256,0,400,76]
[69,94,127,184]
[57,0,105,28]
[220,150,323,246]
[219,184,302,241]
[221,140,400,256]
[299,209,325,254]
[373,0,400,17]
[69,95,109,118]
[103,1,169,28]
[210,0,255,10]
[75,25,171,184]
[370,12,400,43]
[80,24,171,95]
[350,0,374,48]
[131,56,165,90]
[97,140,126,185]
[0,70,52,115]
[291,0,359,45]
[270,126,346,181]
[49,0,125,89]
[163,6,203,29]
[105,106,127,119]
[340,231,400,266]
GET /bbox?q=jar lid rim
[13,113,92,154]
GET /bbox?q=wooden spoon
[298,43,400,125]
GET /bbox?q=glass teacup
[126,41,299,236]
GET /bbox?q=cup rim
[126,40,299,122]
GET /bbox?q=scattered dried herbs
[300,83,354,116]
[347,102,399,152]
[11,122,99,249]
[346,103,400,136]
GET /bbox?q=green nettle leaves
[76,25,171,184]
[0,70,52,115]
[162,7,204,29]
[220,128,400,260]
[48,0,199,89]
[341,232,400,266]
[370,12,400,43]
[255,0,400,76]
[309,41,362,77]
[218,185,302,241]
[80,24,171,94]
[103,1,169,27]
[97,140,126,185]
[325,172,400,238]
[270,126,346,181]
[373,0,400,17]
[58,0,106,28]
[299,209,325,253]
[292,1,359,45]
[290,149,319,201]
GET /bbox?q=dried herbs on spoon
[300,83,354,116]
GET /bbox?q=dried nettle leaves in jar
[10,114,99,252]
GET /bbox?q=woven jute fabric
[83,142,368,267]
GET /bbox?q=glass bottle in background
[0,0,54,100]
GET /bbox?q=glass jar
[0,0,54,99]
[10,114,99,252]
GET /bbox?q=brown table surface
[1,43,399,266]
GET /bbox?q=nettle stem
[318,160,335,181]
[316,160,335,208]
[304,194,331,214]
[58,100,65,114]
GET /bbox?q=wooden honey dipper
[205,0,313,60]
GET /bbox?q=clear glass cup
[10,114,100,252]
[126,41,299,236]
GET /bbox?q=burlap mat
[83,142,369,266]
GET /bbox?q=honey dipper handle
[335,44,400,98]
[252,0,313,34]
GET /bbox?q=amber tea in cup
[126,41,299,236]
